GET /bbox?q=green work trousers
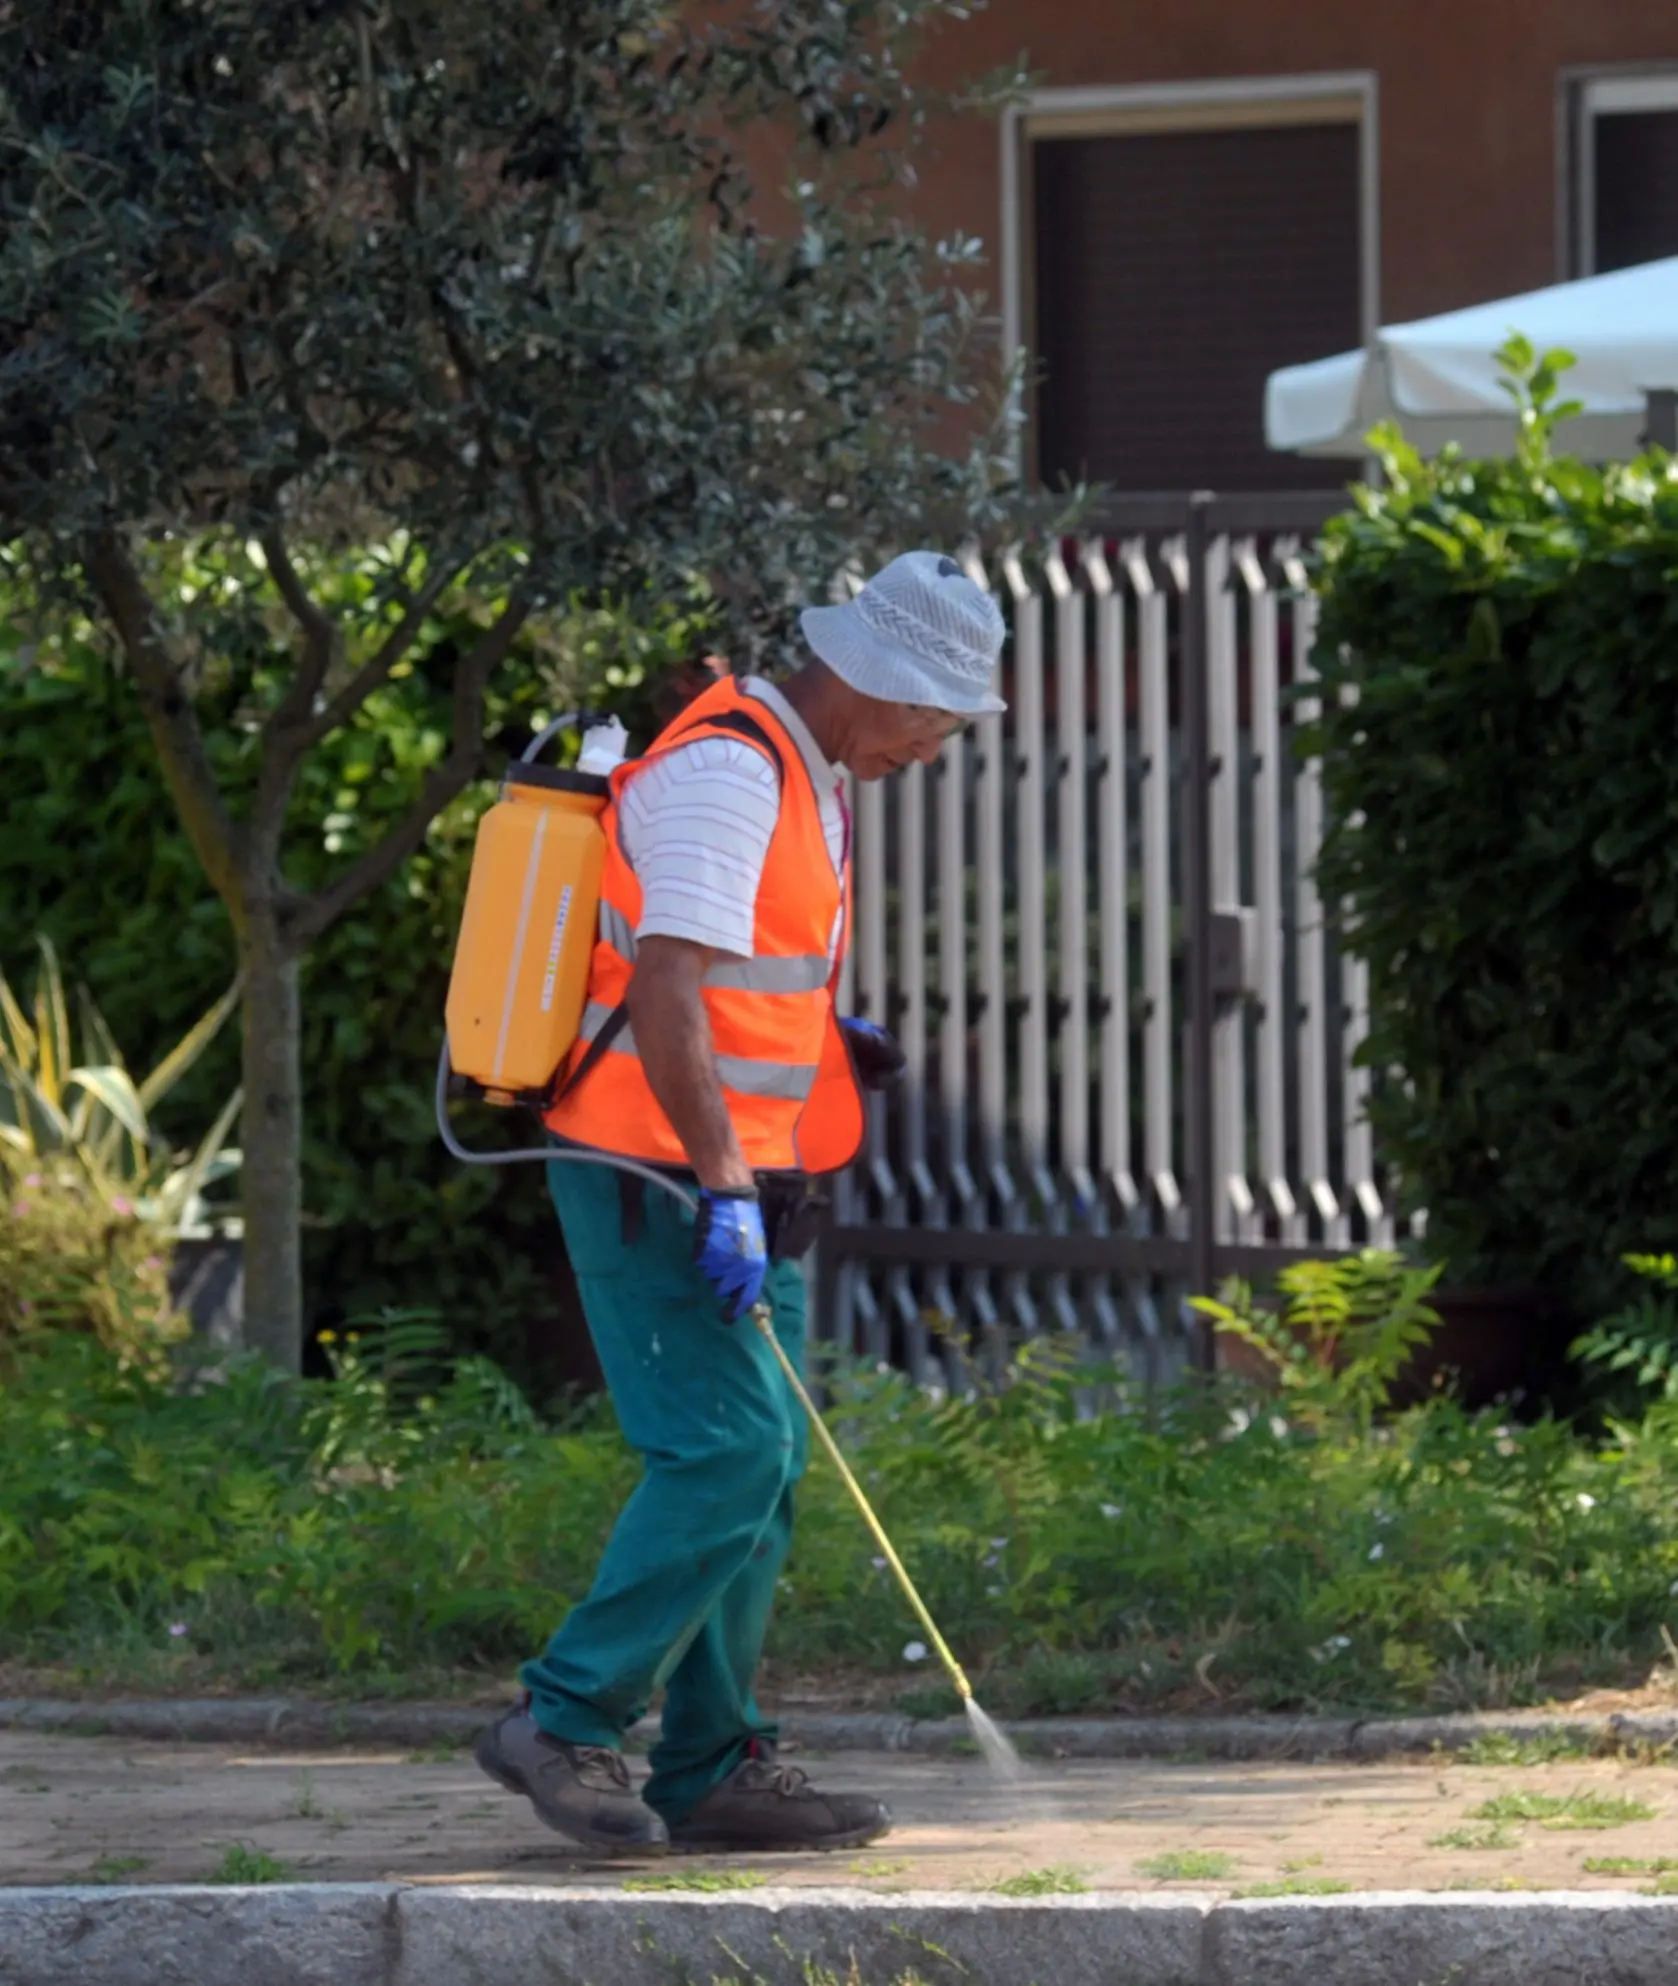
[520,1158,809,1824]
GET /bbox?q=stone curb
[4,1884,1678,1986]
[2,1695,1676,1760]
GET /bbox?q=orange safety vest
[544,678,866,1176]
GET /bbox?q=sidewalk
[4,1726,1675,1895]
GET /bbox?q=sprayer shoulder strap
[549,1002,630,1106]
[673,706,787,786]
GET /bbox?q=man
[475,550,1007,1855]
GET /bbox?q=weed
[1429,1822,1523,1851]
[1135,1850,1237,1882]
[86,1854,148,1884]
[1234,1877,1354,1898]
[1457,1732,1599,1767]
[1646,1873,1678,1896]
[1583,1856,1678,1876]
[1469,1791,1656,1831]
[850,1858,912,1879]
[405,1739,471,1764]
[989,1866,1089,1896]
[293,1771,321,1818]
[622,1871,768,1894]
[1281,1854,1324,1873]
[204,1844,293,1885]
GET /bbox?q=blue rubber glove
[840,1016,907,1093]
[693,1188,769,1322]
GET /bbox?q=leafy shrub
[6,1301,1678,1714]
[1305,340,1678,1317]
[0,1171,181,1356]
[0,545,716,1389]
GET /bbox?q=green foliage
[0,934,241,1237]
[1190,1250,1443,1435]
[1305,338,1678,1317]
[1572,1253,1678,1406]
[8,1313,1678,1715]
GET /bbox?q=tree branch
[294,557,464,753]
[82,531,248,924]
[288,588,534,948]
[262,525,341,727]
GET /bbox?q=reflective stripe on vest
[578,1002,818,1100]
[588,909,828,998]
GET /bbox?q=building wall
[910,0,1678,327]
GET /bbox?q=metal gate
[815,493,1404,1386]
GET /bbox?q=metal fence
[814,492,1403,1387]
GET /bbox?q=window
[1004,79,1375,493]
[1565,71,1678,277]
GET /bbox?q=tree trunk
[240,916,305,1370]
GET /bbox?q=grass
[989,1866,1090,1896]
[86,1854,149,1884]
[1134,1850,1238,1882]
[621,1871,768,1894]
[1234,1877,1354,1899]
[1469,1791,1656,1831]
[404,1738,473,1764]
[1428,1822,1522,1851]
[850,1858,911,1879]
[204,1845,294,1885]
[1583,1856,1678,1876]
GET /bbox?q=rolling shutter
[1031,121,1362,492]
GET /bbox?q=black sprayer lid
[505,763,610,799]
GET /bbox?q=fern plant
[1190,1250,1443,1435]
[1571,1254,1678,1404]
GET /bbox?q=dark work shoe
[475,1699,669,1856]
[668,1748,891,1854]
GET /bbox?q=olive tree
[0,0,1040,1368]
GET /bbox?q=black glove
[840,1017,907,1092]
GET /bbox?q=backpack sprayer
[436,710,1018,1777]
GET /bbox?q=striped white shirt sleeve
[616,736,780,957]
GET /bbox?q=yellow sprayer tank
[445,763,611,1106]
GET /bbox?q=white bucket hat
[799,551,1008,716]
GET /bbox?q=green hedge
[0,547,716,1390]
[1306,362,1678,1319]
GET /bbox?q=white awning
[1265,257,1678,460]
